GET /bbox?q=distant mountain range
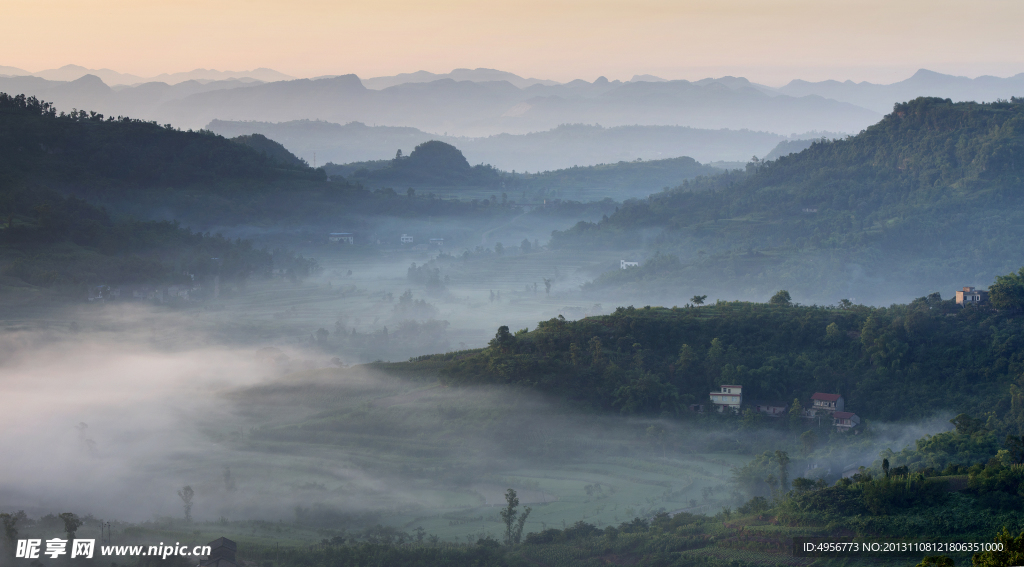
[358,68,560,90]
[0,72,879,136]
[0,64,293,85]
[206,119,810,171]
[777,69,1024,114]
[1,66,1021,139]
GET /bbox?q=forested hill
[393,274,1024,428]
[0,93,324,191]
[552,97,1024,305]
[0,94,324,294]
[230,133,308,168]
[325,140,723,200]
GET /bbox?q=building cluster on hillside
[700,385,861,431]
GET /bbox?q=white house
[329,232,354,244]
[400,234,414,244]
[429,238,444,246]
[621,260,640,270]
[955,286,988,305]
[810,393,844,413]
[710,385,742,412]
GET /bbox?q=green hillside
[0,93,534,231]
[230,132,309,168]
[0,94,323,189]
[553,97,1024,304]
[392,273,1024,425]
[0,94,317,294]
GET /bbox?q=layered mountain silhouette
[778,69,1024,113]
[0,64,293,85]
[3,67,1022,143]
[0,72,877,135]
[206,119,800,171]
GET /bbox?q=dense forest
[393,271,1024,425]
[552,97,1024,304]
[0,93,320,292]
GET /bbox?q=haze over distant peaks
[779,68,1024,113]
[0,64,294,85]
[361,68,560,90]
[629,74,668,82]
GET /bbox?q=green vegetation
[401,270,1024,424]
[0,93,539,230]
[229,133,309,168]
[554,97,1024,303]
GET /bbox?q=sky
[2,0,1023,86]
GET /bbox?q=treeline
[397,272,1024,424]
[0,93,323,189]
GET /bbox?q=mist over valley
[3,46,1024,567]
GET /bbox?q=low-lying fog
[0,313,950,540]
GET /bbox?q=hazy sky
[3,0,1022,85]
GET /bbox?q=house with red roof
[833,412,861,431]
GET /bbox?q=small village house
[710,385,742,412]
[955,286,988,306]
[833,411,861,431]
[429,238,444,246]
[620,260,639,270]
[328,232,354,244]
[401,234,414,244]
[198,537,236,567]
[750,400,788,417]
[810,393,844,413]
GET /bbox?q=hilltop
[553,97,1024,305]
[324,140,722,200]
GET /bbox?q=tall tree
[769,290,792,306]
[499,489,531,547]
[990,267,1024,311]
[59,513,82,541]
[177,486,195,522]
[775,450,791,492]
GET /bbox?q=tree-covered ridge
[230,133,309,168]
[0,94,318,290]
[399,283,1024,423]
[572,97,1024,232]
[0,93,324,189]
[551,97,1024,304]
[331,140,504,188]
[0,93,547,230]
[324,141,721,198]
